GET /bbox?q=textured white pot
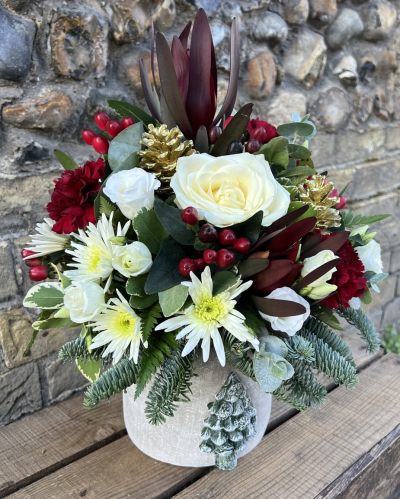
[123,351,272,467]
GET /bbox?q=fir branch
[285,336,315,364]
[139,304,162,343]
[337,305,381,354]
[274,360,327,412]
[304,317,356,367]
[59,338,112,366]
[144,342,197,425]
[83,355,140,409]
[221,329,255,378]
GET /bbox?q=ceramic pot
[123,351,272,467]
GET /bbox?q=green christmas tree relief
[199,372,257,470]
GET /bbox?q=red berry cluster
[21,249,49,281]
[82,112,136,155]
[329,189,347,210]
[178,207,251,276]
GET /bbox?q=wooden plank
[6,436,205,499]
[173,354,400,499]
[316,424,400,499]
[0,393,125,498]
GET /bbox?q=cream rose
[170,153,290,227]
[112,242,153,278]
[64,281,105,323]
[103,169,161,220]
[258,287,310,336]
[356,240,383,292]
[299,250,338,300]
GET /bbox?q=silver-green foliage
[337,305,381,354]
[59,337,112,367]
[199,373,257,471]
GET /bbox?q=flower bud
[109,236,129,246]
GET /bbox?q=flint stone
[283,28,327,88]
[311,87,351,133]
[2,91,72,130]
[191,0,221,11]
[283,0,309,26]
[253,12,288,44]
[0,5,36,81]
[121,50,160,97]
[0,242,18,304]
[247,51,277,99]
[16,141,51,164]
[0,363,42,426]
[46,358,88,401]
[309,0,337,23]
[325,9,364,49]
[50,9,108,79]
[362,0,397,40]
[266,90,307,127]
[154,0,176,31]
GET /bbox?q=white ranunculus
[103,169,161,220]
[64,282,105,323]
[356,240,383,292]
[112,242,153,278]
[258,287,310,336]
[170,152,290,228]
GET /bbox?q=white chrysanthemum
[24,218,69,259]
[91,290,146,365]
[155,266,259,366]
[65,213,130,292]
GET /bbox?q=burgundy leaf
[179,22,192,51]
[251,296,307,318]
[292,258,341,291]
[301,234,321,255]
[171,36,190,105]
[212,18,240,126]
[151,19,159,97]
[139,59,162,123]
[211,103,253,156]
[195,125,209,153]
[260,264,303,295]
[156,33,194,139]
[160,91,176,129]
[250,228,285,254]
[266,205,310,234]
[186,8,216,134]
[301,232,350,259]
[251,259,297,293]
[239,258,269,279]
[267,217,317,253]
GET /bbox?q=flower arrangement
[21,9,389,471]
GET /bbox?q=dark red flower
[321,237,368,309]
[47,159,105,234]
[247,118,279,144]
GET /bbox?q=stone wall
[1,0,400,425]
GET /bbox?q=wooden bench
[1,337,400,499]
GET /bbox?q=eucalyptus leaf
[159,284,189,317]
[254,348,294,393]
[132,207,169,254]
[255,137,289,167]
[287,144,312,160]
[259,335,288,358]
[108,121,144,171]
[360,288,373,305]
[277,122,314,139]
[154,198,196,245]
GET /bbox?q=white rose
[355,240,383,292]
[171,152,290,228]
[103,169,161,220]
[64,281,105,323]
[112,242,153,278]
[258,287,310,336]
[301,250,337,286]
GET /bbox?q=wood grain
[6,436,205,499]
[173,354,400,499]
[316,424,400,499]
[0,393,125,497]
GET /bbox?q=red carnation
[247,118,279,144]
[321,238,368,309]
[47,158,105,234]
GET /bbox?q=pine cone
[199,372,257,470]
[298,174,341,234]
[139,124,195,192]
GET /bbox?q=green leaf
[278,166,316,178]
[277,122,314,139]
[360,288,373,305]
[212,271,240,295]
[153,198,196,246]
[230,210,263,245]
[255,137,289,167]
[54,150,79,171]
[76,359,101,383]
[145,237,187,294]
[159,284,189,317]
[23,283,64,309]
[108,122,144,171]
[236,303,266,335]
[311,304,344,331]
[50,263,71,290]
[126,274,148,296]
[99,197,117,217]
[132,208,169,254]
[107,100,156,127]
[341,211,391,228]
[211,103,253,157]
[288,201,317,222]
[287,144,312,159]
[130,293,158,310]
[32,317,74,331]
[368,272,388,286]
[349,233,364,246]
[139,304,163,343]
[194,238,213,251]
